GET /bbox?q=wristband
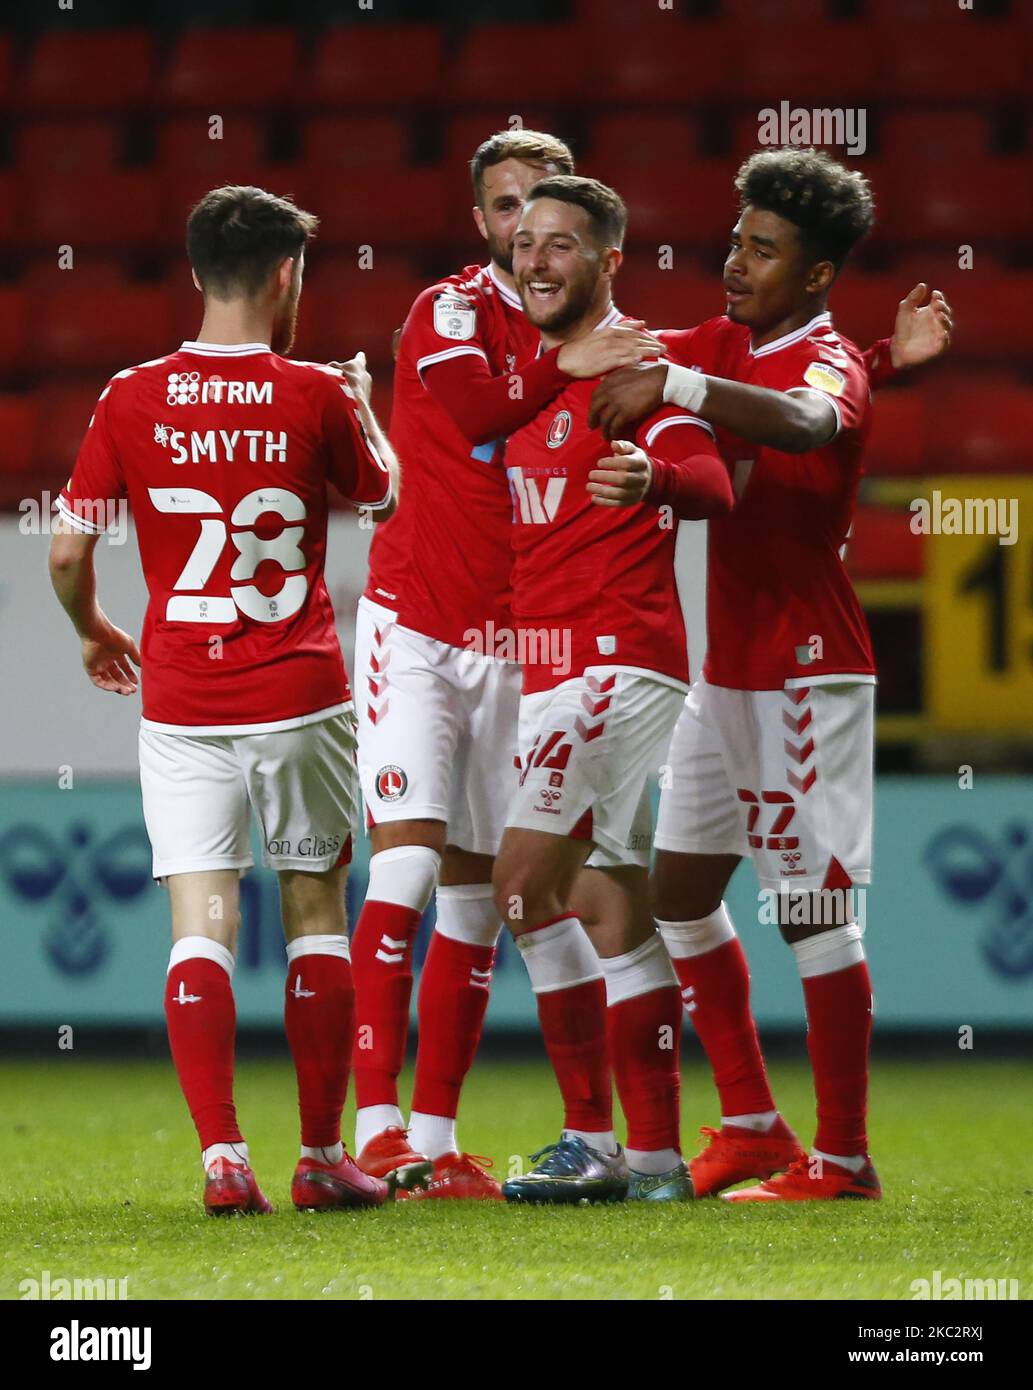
[662,362,709,413]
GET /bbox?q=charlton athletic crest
[376,766,407,801]
[546,410,571,448]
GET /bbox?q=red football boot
[204,1158,273,1216]
[689,1120,806,1198]
[355,1126,432,1184]
[723,1153,882,1202]
[396,1152,503,1202]
[291,1151,392,1210]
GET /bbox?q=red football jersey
[365,263,538,646]
[506,310,721,695]
[58,341,392,733]
[659,312,875,691]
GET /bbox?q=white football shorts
[506,668,686,870]
[139,709,360,879]
[654,676,874,892]
[353,596,521,857]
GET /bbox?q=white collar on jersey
[534,301,623,358]
[748,311,833,359]
[485,262,524,311]
[178,340,272,356]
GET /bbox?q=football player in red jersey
[349,131,665,1198]
[48,185,409,1215]
[589,149,953,1201]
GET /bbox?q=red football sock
[535,980,612,1134]
[411,932,495,1119]
[284,950,354,1149]
[802,960,873,1156]
[350,900,423,1109]
[607,985,683,1152]
[165,956,242,1152]
[671,939,776,1117]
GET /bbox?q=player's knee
[492,860,550,934]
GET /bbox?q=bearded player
[349,131,663,1197]
[48,185,405,1215]
[589,148,953,1201]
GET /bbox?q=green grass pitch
[1,1056,1029,1300]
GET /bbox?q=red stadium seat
[163,29,300,109]
[592,22,730,103]
[886,158,1033,244]
[24,170,161,251]
[158,164,298,251]
[619,164,739,247]
[302,117,409,170]
[864,388,929,478]
[0,288,30,376]
[934,269,1032,360]
[308,26,442,108]
[0,36,11,110]
[31,382,106,478]
[300,257,425,366]
[16,121,122,172]
[0,395,40,475]
[930,383,1033,474]
[156,117,266,176]
[442,112,564,175]
[22,257,133,298]
[846,507,923,582]
[878,22,1023,100]
[831,274,911,356]
[298,167,447,248]
[590,115,699,176]
[32,284,172,373]
[727,110,855,169]
[736,25,880,102]
[447,25,589,106]
[721,0,830,22]
[615,259,721,333]
[16,30,154,113]
[881,111,990,166]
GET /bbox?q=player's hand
[889,284,953,369]
[329,351,373,404]
[587,439,652,507]
[588,362,669,439]
[558,322,665,380]
[81,618,141,696]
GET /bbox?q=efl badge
[546,410,571,448]
[803,361,846,396]
[376,766,407,801]
[433,295,476,341]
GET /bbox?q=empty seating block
[163,29,299,109]
[308,26,441,108]
[17,30,154,113]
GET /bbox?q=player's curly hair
[187,185,318,299]
[735,148,874,272]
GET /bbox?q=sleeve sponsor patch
[803,361,846,396]
[433,294,477,341]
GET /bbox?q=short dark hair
[470,129,574,207]
[735,148,874,271]
[186,185,319,298]
[525,174,627,250]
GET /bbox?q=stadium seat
[30,382,104,478]
[16,121,122,173]
[933,269,1031,360]
[0,174,16,252]
[727,111,853,168]
[881,111,990,166]
[0,395,40,475]
[31,284,172,373]
[878,22,1023,100]
[886,158,1033,244]
[158,164,297,251]
[24,170,161,251]
[447,25,589,106]
[931,383,1033,474]
[615,259,721,332]
[156,117,266,177]
[0,288,29,376]
[300,257,425,365]
[16,30,154,113]
[0,36,10,111]
[619,163,739,247]
[592,22,730,103]
[23,257,133,298]
[590,115,699,175]
[865,387,929,478]
[308,26,442,108]
[735,25,880,102]
[721,0,831,23]
[846,506,923,582]
[442,112,563,175]
[163,29,300,110]
[302,117,409,170]
[299,167,447,248]
[832,274,911,356]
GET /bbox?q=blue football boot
[627,1160,695,1202]
[502,1135,629,1205]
